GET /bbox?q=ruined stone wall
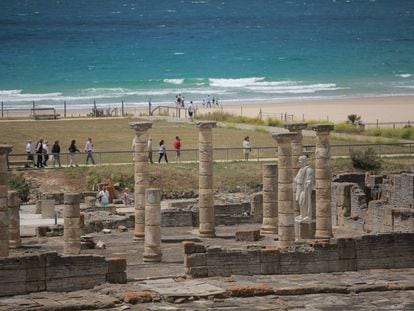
[184,233,414,278]
[0,252,126,297]
[383,173,414,208]
[333,173,414,234]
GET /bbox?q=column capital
[0,145,12,155]
[129,121,153,132]
[284,122,308,132]
[312,124,334,134]
[272,132,298,144]
[196,121,217,129]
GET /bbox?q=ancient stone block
[184,253,206,267]
[106,272,127,284]
[235,229,260,241]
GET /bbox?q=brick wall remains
[0,252,126,297]
[184,233,414,278]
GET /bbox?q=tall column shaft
[8,191,21,249]
[0,145,12,257]
[196,121,217,238]
[261,164,278,234]
[130,122,153,241]
[284,123,307,216]
[143,188,162,262]
[64,193,81,254]
[313,124,334,239]
[273,133,297,247]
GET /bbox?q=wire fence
[7,142,414,168]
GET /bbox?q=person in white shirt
[84,137,95,165]
[98,186,110,207]
[188,101,194,121]
[26,140,34,166]
[243,136,252,161]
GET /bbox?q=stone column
[273,133,297,247]
[129,122,153,241]
[312,124,334,239]
[8,191,21,249]
[143,188,162,262]
[64,193,81,254]
[284,123,308,216]
[261,164,278,234]
[196,121,217,238]
[0,145,12,257]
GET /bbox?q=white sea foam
[209,77,265,88]
[396,74,412,78]
[163,79,184,85]
[247,83,343,94]
[208,78,340,94]
[174,52,184,55]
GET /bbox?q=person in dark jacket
[68,139,80,167]
[35,138,44,168]
[52,140,61,168]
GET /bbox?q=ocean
[0,0,413,110]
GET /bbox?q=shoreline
[1,95,413,123]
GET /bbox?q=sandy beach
[2,95,413,125]
[198,95,414,124]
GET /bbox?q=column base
[315,230,333,240]
[133,233,145,241]
[295,217,315,240]
[199,231,216,238]
[261,225,278,234]
[143,253,162,262]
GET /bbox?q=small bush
[8,173,31,202]
[350,147,382,171]
[334,122,365,134]
[266,117,284,127]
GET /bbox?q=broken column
[64,193,81,254]
[0,145,12,257]
[143,188,162,262]
[312,124,334,239]
[41,199,55,218]
[196,121,217,238]
[273,133,297,247]
[261,164,278,234]
[8,191,21,249]
[129,122,153,241]
[250,192,263,223]
[284,123,308,216]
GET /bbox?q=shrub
[266,117,284,127]
[350,147,382,171]
[334,122,365,134]
[347,114,362,125]
[8,173,31,202]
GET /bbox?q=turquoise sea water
[0,0,413,109]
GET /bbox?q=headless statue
[294,155,314,221]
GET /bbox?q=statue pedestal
[295,217,316,240]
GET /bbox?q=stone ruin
[1,120,414,298]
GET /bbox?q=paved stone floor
[3,223,414,310]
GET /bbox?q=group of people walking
[25,137,96,168]
[139,136,182,164]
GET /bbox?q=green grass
[196,111,265,125]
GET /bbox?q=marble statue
[294,155,314,221]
